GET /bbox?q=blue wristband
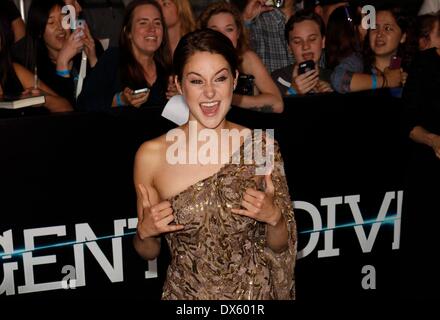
[56,69,70,77]
[244,20,252,28]
[116,92,124,107]
[371,73,377,90]
[287,87,297,96]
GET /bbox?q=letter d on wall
[294,201,322,259]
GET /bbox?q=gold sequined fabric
[162,134,297,300]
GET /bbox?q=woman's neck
[184,118,231,136]
[374,55,393,72]
[132,47,156,75]
[181,119,250,164]
[47,47,59,64]
[167,23,181,55]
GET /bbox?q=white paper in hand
[161,95,189,125]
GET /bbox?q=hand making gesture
[136,184,184,240]
[231,173,283,227]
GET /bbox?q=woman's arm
[14,63,73,112]
[264,144,296,253]
[330,53,364,93]
[133,142,163,260]
[231,140,296,254]
[11,17,25,42]
[349,68,404,92]
[233,50,284,113]
[410,126,440,159]
[133,140,184,260]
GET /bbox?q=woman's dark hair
[284,10,326,43]
[119,0,172,89]
[415,13,440,44]
[173,28,238,83]
[363,5,417,71]
[24,0,65,70]
[325,5,362,69]
[0,12,15,93]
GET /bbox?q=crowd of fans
[1,0,439,299]
[0,0,439,115]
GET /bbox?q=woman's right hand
[242,0,273,22]
[136,184,184,240]
[57,29,85,70]
[121,87,150,108]
[383,67,406,88]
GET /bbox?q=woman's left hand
[232,173,282,226]
[315,80,334,93]
[21,87,46,96]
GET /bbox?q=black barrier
[0,93,417,302]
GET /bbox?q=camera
[298,60,315,75]
[265,0,284,7]
[235,74,255,96]
[72,18,86,30]
[72,19,86,39]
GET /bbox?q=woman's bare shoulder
[241,50,266,74]
[135,134,169,166]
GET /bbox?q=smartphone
[133,88,150,94]
[77,19,86,30]
[389,56,402,69]
[72,19,86,39]
[265,0,284,8]
[72,18,86,30]
[298,60,315,75]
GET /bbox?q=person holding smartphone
[11,0,103,107]
[328,5,415,95]
[271,10,333,96]
[77,0,172,111]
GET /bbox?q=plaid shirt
[248,9,294,73]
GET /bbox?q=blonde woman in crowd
[199,1,283,113]
[157,0,196,54]
[156,0,196,99]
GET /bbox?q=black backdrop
[0,92,429,302]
